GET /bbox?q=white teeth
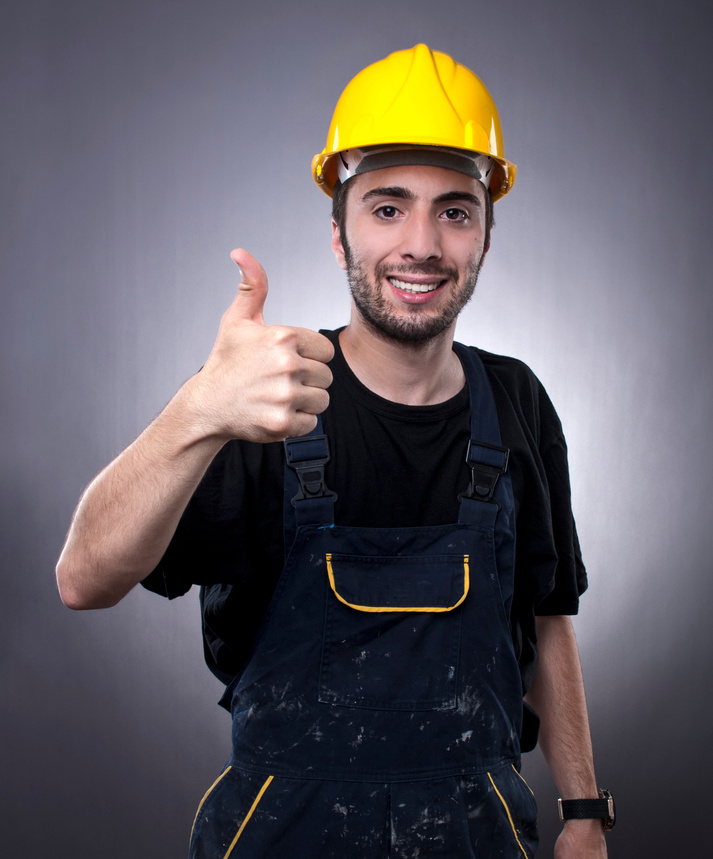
[389,278,441,293]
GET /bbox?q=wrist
[562,818,606,833]
[558,789,616,832]
[164,375,232,448]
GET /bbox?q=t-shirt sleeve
[140,502,206,600]
[533,432,588,615]
[140,439,285,600]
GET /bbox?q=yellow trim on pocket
[190,766,233,842]
[512,764,535,798]
[223,775,274,859]
[488,771,529,858]
[325,553,469,613]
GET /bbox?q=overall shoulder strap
[452,343,513,528]
[282,416,337,557]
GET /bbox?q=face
[331,165,490,344]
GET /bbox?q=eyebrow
[360,186,415,203]
[360,186,482,207]
[433,191,482,207]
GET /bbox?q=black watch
[558,789,615,831]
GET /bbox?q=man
[57,44,613,857]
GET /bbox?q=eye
[374,205,401,220]
[441,207,469,222]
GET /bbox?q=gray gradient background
[2,0,711,856]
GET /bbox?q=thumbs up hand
[195,249,334,443]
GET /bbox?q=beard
[343,237,486,345]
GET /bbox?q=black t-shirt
[143,330,587,748]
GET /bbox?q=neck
[339,315,465,406]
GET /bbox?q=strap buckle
[459,439,510,504]
[283,434,338,507]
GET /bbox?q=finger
[293,328,336,365]
[228,248,269,324]
[293,385,332,418]
[298,358,333,392]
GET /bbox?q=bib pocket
[318,553,468,710]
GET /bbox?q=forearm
[526,615,597,796]
[56,376,225,610]
[525,615,608,857]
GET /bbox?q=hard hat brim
[312,147,516,202]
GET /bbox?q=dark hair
[331,177,495,249]
[331,179,349,237]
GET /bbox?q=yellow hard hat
[312,44,516,202]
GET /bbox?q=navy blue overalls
[189,345,538,858]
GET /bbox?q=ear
[331,219,348,271]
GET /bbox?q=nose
[399,210,442,263]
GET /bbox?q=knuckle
[267,407,295,439]
[271,376,298,408]
[267,325,298,348]
[272,351,300,378]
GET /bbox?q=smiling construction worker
[57,44,614,858]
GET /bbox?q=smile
[388,277,443,294]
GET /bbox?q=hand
[194,248,334,443]
[554,820,608,859]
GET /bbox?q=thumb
[229,248,268,324]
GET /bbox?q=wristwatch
[558,789,615,831]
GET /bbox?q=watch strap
[558,790,615,831]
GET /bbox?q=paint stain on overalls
[189,345,538,858]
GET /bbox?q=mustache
[376,262,459,280]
